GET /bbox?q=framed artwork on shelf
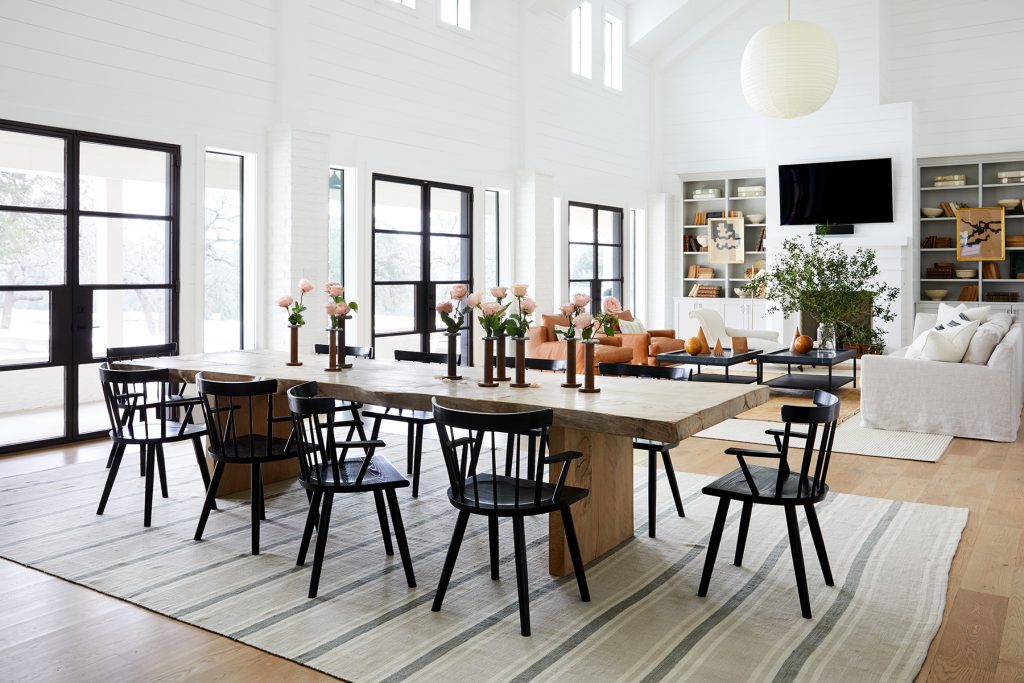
[956,206,1005,261]
[708,216,745,264]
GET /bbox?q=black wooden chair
[313,343,374,425]
[313,343,375,360]
[697,390,841,619]
[598,362,692,538]
[499,356,567,372]
[287,382,415,598]
[105,343,202,476]
[361,350,458,498]
[96,363,211,527]
[431,399,591,636]
[193,373,298,555]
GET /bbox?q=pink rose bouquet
[503,284,536,338]
[278,278,314,326]
[437,284,470,333]
[473,290,510,336]
[556,292,608,340]
[323,281,358,327]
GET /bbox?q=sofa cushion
[650,337,685,355]
[906,319,980,362]
[541,314,570,340]
[937,302,990,326]
[962,313,1013,365]
[619,318,647,334]
[617,309,635,322]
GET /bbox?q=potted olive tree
[743,235,899,356]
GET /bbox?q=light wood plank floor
[0,420,1021,682]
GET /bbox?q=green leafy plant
[742,235,898,352]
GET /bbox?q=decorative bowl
[924,289,948,301]
[997,199,1021,211]
[746,214,765,224]
[734,288,746,297]
[955,269,977,279]
[921,207,943,218]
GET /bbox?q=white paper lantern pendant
[740,0,839,119]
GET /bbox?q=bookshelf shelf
[921,184,978,191]
[683,197,726,203]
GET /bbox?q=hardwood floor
[1,422,1021,682]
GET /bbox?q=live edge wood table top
[145,350,769,576]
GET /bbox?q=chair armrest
[545,450,583,501]
[449,436,476,450]
[724,446,784,459]
[648,329,675,339]
[339,440,386,450]
[614,332,652,364]
[597,335,623,347]
[543,450,583,464]
[764,428,809,440]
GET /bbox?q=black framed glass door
[0,120,179,453]
[568,201,623,313]
[371,174,473,362]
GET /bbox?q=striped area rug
[0,438,966,682]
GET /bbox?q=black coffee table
[756,348,857,392]
[655,348,762,384]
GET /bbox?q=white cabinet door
[722,300,750,331]
[674,298,722,338]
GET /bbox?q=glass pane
[77,362,109,434]
[0,130,65,209]
[569,205,594,242]
[374,284,416,334]
[375,333,422,361]
[597,209,621,244]
[429,330,465,355]
[375,180,421,232]
[600,280,622,303]
[204,153,242,352]
[569,243,594,279]
[79,142,169,216]
[328,169,344,284]
[0,290,50,366]
[79,217,169,285]
[91,289,170,357]
[598,245,621,279]
[0,212,65,285]
[430,187,466,235]
[431,235,467,281]
[569,281,594,311]
[375,233,421,281]
[0,366,65,446]
[484,190,498,288]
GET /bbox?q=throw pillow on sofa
[962,313,1013,365]
[905,319,980,362]
[937,302,990,326]
[618,319,647,334]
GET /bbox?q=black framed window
[484,189,500,288]
[568,200,623,313]
[328,168,345,285]
[204,151,243,352]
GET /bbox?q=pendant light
[740,0,839,119]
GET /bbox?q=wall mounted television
[779,158,894,226]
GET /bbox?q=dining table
[143,350,769,576]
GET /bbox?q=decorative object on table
[791,334,814,354]
[502,284,537,388]
[684,337,703,355]
[732,336,749,354]
[555,292,611,391]
[740,1,838,119]
[921,207,943,218]
[324,282,358,370]
[579,339,601,393]
[956,206,1005,261]
[277,277,315,366]
[712,339,724,356]
[746,234,899,355]
[436,284,470,380]
[696,327,712,354]
[708,217,745,264]
[471,291,509,388]
[924,289,948,302]
[955,268,978,279]
[488,287,512,382]
[996,199,1021,211]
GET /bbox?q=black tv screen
[779,158,893,225]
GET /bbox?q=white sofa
[860,312,1024,442]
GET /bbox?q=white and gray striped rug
[0,438,966,682]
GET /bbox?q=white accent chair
[688,308,784,351]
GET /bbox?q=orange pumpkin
[791,334,813,354]
[684,337,703,355]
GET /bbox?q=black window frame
[203,150,245,351]
[329,167,345,286]
[567,200,624,314]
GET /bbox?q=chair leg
[411,423,424,498]
[697,497,730,597]
[432,509,470,612]
[143,444,156,527]
[139,444,146,477]
[97,443,125,515]
[386,489,416,587]
[648,451,657,538]
[308,492,334,599]
[251,463,262,555]
[297,490,323,566]
[561,507,591,602]
[662,450,684,518]
[192,437,216,510]
[785,505,812,619]
[406,423,414,474]
[488,515,500,579]
[194,461,225,541]
[512,515,531,636]
[373,490,394,556]
[257,466,266,521]
[156,444,169,499]
[734,501,752,567]
[804,504,834,586]
[104,441,117,469]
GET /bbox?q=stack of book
[984,292,1019,302]
[727,210,743,218]
[921,236,954,248]
[682,234,705,252]
[958,285,979,301]
[997,170,1024,184]
[933,174,967,187]
[687,284,723,297]
[755,228,766,252]
[692,188,721,199]
[685,265,715,279]
[940,201,969,216]
[1007,235,1024,247]
[982,263,1002,280]
[926,262,955,279]
[691,211,707,225]
[736,185,765,197]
